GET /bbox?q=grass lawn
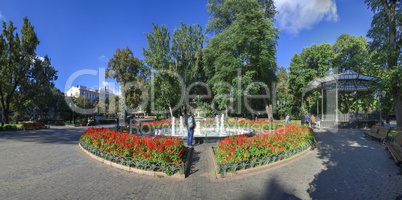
[0,124,23,131]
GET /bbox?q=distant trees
[0,17,57,124]
[287,34,381,116]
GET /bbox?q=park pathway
[0,126,401,199]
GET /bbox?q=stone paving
[0,125,401,200]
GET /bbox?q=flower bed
[80,127,187,175]
[214,124,315,174]
[226,119,285,131]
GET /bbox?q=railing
[321,113,378,122]
[79,140,186,175]
[216,140,315,174]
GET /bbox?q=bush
[0,124,22,131]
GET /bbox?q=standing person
[305,114,310,126]
[310,115,316,128]
[285,114,290,124]
[316,115,321,129]
[185,111,196,146]
[300,113,305,125]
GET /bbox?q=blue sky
[0,0,373,93]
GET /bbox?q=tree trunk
[392,87,402,130]
[2,109,10,124]
[381,0,401,129]
[169,106,173,119]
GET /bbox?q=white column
[220,114,224,136]
[336,82,339,122]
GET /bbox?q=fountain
[159,109,253,143]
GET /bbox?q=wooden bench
[364,125,379,137]
[54,120,64,126]
[364,126,389,142]
[384,132,402,174]
[35,122,49,129]
[80,120,88,126]
[23,122,36,130]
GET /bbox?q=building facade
[65,85,112,104]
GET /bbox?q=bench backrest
[23,122,35,127]
[378,127,389,137]
[395,132,402,146]
[371,125,380,133]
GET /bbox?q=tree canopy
[0,17,57,124]
[365,0,402,129]
[106,46,147,116]
[204,0,278,115]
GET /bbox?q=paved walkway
[0,126,401,200]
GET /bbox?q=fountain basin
[157,126,255,143]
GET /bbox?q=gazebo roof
[305,70,379,92]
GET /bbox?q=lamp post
[69,103,74,124]
[376,90,386,127]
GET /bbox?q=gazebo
[304,70,379,127]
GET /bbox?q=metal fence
[79,140,186,175]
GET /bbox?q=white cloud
[274,0,339,35]
[98,55,109,62]
[0,11,6,21]
[36,55,45,61]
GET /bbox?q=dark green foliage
[204,0,278,114]
[0,17,57,124]
[365,0,402,129]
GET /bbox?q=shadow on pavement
[0,127,87,145]
[307,128,402,199]
[187,148,201,178]
[240,177,301,200]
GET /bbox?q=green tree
[143,23,171,71]
[172,22,204,86]
[332,34,376,114]
[0,17,57,124]
[365,0,402,129]
[142,23,182,117]
[107,46,147,120]
[204,0,278,115]
[275,67,292,119]
[74,95,91,110]
[171,22,205,113]
[108,95,121,115]
[28,56,58,119]
[288,43,334,114]
[333,34,372,73]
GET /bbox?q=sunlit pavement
[0,126,401,199]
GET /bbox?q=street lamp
[376,90,386,127]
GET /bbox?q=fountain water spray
[180,116,184,134]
